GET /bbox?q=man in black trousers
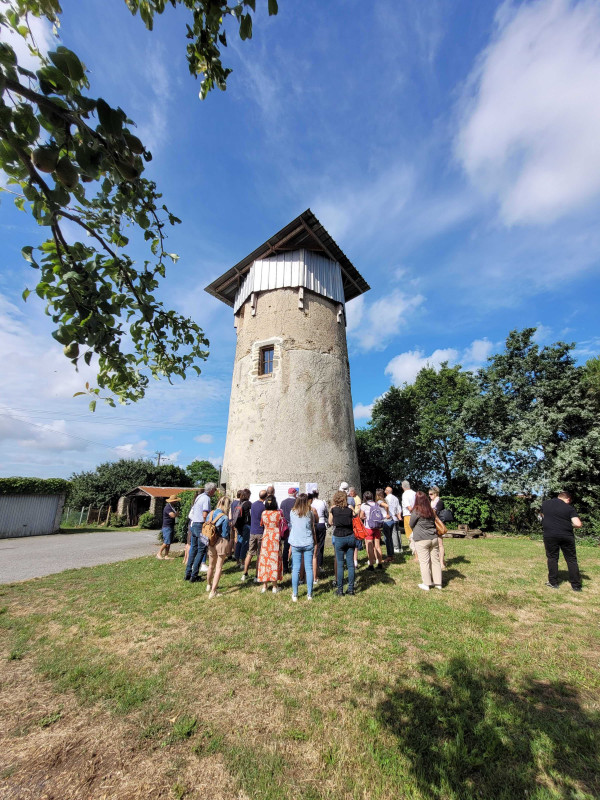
[541,491,583,592]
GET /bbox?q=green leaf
[49,47,85,82]
[89,400,97,413]
[239,13,252,40]
[21,246,34,262]
[73,391,86,397]
[268,0,279,15]
[22,288,30,301]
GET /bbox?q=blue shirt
[250,500,266,535]
[206,509,230,539]
[289,510,314,548]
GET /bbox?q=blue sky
[1,0,600,479]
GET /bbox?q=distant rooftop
[205,209,370,308]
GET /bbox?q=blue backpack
[367,502,384,529]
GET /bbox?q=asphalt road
[0,530,178,584]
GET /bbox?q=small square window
[259,346,274,375]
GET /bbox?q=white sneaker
[200,563,208,573]
[307,595,313,601]
[261,584,267,593]
[240,573,248,582]
[292,595,298,603]
[208,590,217,599]
[206,583,211,592]
[418,583,430,591]
[434,585,443,590]
[272,586,280,594]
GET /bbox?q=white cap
[339,481,349,491]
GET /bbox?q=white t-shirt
[189,492,211,523]
[401,489,416,517]
[311,498,327,524]
[386,493,401,520]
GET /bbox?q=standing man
[157,494,179,560]
[541,491,583,591]
[280,487,298,574]
[384,486,402,555]
[185,482,217,583]
[348,486,361,516]
[242,489,267,582]
[266,485,279,509]
[401,480,416,554]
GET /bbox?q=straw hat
[166,494,180,503]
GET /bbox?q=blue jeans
[291,545,314,597]
[382,520,395,558]
[234,524,251,561]
[334,533,356,594]
[185,522,208,580]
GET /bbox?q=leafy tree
[68,457,193,507]
[583,356,600,406]
[357,363,479,491]
[185,458,219,486]
[463,329,600,506]
[0,0,278,407]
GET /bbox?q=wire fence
[60,505,111,528]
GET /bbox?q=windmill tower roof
[204,209,370,308]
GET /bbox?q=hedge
[443,494,539,534]
[0,477,70,495]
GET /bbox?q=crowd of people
[157,480,457,600]
[158,482,586,597]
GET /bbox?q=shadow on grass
[555,569,591,584]
[375,657,600,800]
[446,555,471,566]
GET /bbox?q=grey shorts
[247,534,263,556]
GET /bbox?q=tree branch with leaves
[0,0,278,408]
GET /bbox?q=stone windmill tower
[205,210,370,502]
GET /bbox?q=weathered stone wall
[222,287,361,504]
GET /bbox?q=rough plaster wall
[222,288,361,503]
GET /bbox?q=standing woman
[289,493,318,602]
[329,490,356,595]
[206,496,231,599]
[410,491,443,591]
[257,495,283,594]
[360,491,384,570]
[429,486,447,569]
[376,488,394,563]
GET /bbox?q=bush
[138,511,159,530]
[109,513,128,528]
[443,494,539,533]
[0,477,70,495]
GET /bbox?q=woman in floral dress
[257,494,283,593]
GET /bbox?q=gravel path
[0,530,180,584]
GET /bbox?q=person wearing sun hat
[157,494,179,560]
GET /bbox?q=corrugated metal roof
[205,209,370,308]
[134,486,198,498]
[232,249,345,313]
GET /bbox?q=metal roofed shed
[117,486,203,526]
[204,209,370,309]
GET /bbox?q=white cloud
[347,289,426,352]
[194,433,214,444]
[385,348,459,385]
[3,15,55,71]
[456,0,600,225]
[353,402,375,421]
[461,338,494,369]
[113,441,150,458]
[532,324,553,344]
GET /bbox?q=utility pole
[155,450,165,466]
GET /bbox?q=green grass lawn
[0,536,598,800]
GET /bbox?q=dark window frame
[259,345,274,376]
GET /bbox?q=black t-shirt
[162,503,176,530]
[542,498,578,537]
[331,505,353,534]
[236,500,252,531]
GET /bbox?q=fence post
[78,506,85,525]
